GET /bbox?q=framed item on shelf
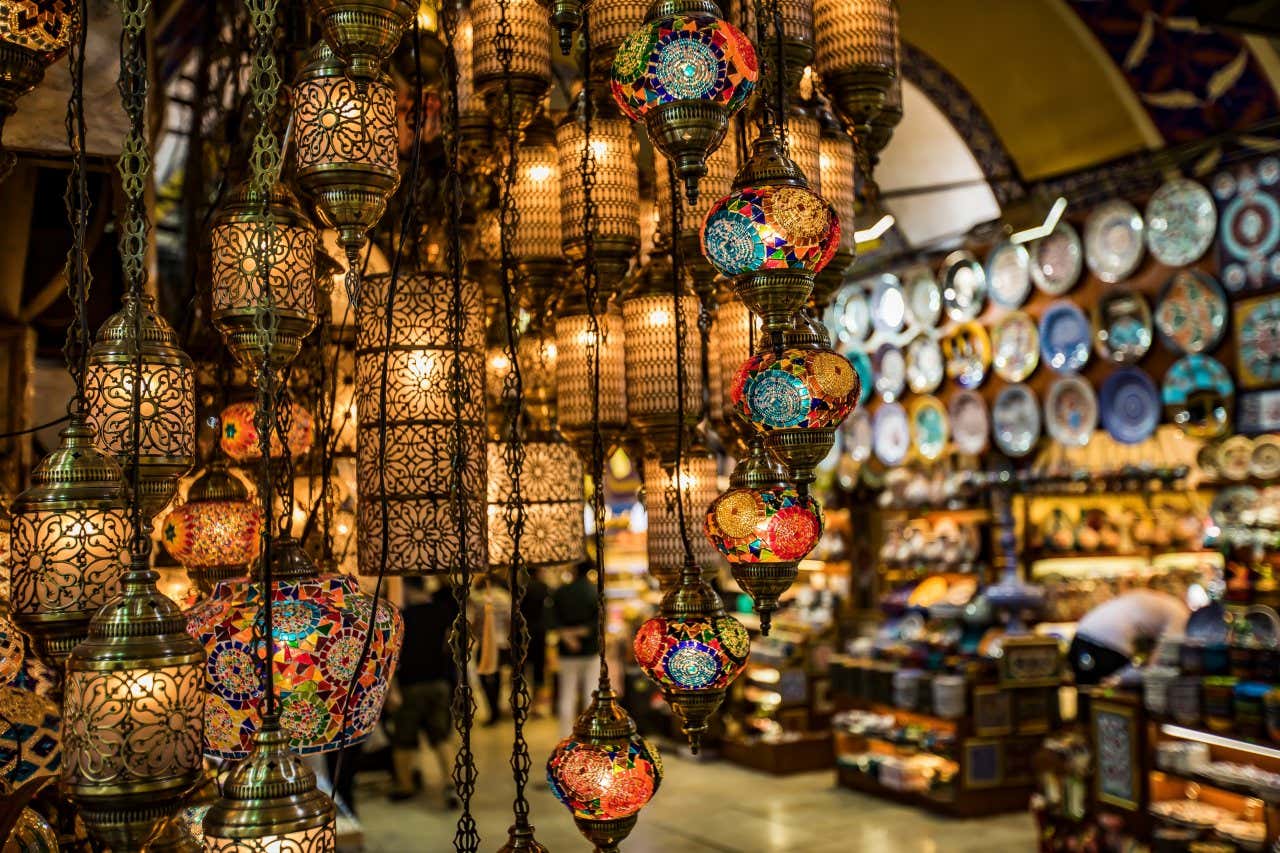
[963,739,1003,789]
[1014,688,1054,734]
[999,636,1063,687]
[1092,699,1142,812]
[1240,389,1280,434]
[972,686,1013,736]
[1234,292,1280,390]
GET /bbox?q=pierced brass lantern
[472,0,552,130]
[0,0,75,179]
[308,0,416,85]
[812,109,857,311]
[554,288,628,457]
[812,0,898,133]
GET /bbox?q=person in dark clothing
[523,568,551,716]
[388,578,459,808]
[547,559,601,734]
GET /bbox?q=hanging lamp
[220,400,316,464]
[0,0,75,180]
[583,0,648,78]
[654,134,735,299]
[308,0,416,85]
[538,0,582,56]
[812,0,898,135]
[473,0,553,130]
[865,62,902,162]
[641,444,719,590]
[512,114,564,322]
[710,280,755,447]
[488,432,585,569]
[159,461,263,594]
[610,0,757,204]
[554,288,628,455]
[787,102,822,194]
[811,107,856,311]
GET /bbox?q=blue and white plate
[992,384,1041,457]
[1162,353,1235,438]
[986,240,1032,309]
[1100,367,1159,445]
[906,335,944,394]
[1039,300,1091,373]
[835,286,871,343]
[873,402,911,466]
[842,407,873,463]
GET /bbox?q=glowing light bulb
[647,307,671,327]
[590,139,609,162]
[529,164,552,182]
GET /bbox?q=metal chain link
[666,159,698,571]
[61,0,90,412]
[750,0,786,154]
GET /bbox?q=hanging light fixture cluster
[473,0,553,130]
[0,0,75,179]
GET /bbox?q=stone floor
[353,718,1036,852]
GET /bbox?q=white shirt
[1076,590,1189,656]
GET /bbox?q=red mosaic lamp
[159,461,263,594]
[219,400,315,464]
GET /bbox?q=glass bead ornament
[555,289,628,456]
[730,315,859,486]
[307,0,416,85]
[811,109,857,311]
[701,129,841,338]
[210,180,318,371]
[812,0,898,132]
[705,438,820,633]
[186,537,403,759]
[62,557,207,851]
[473,0,553,130]
[547,685,662,852]
[85,294,196,519]
[219,400,315,465]
[641,447,719,590]
[8,416,132,664]
[610,0,756,204]
[487,431,584,568]
[159,462,263,594]
[0,0,74,180]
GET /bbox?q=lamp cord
[61,0,90,414]
[666,159,698,576]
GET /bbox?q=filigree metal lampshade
[293,42,400,284]
[0,0,74,179]
[554,290,628,455]
[210,181,319,371]
[355,270,487,575]
[159,462,263,593]
[473,0,552,129]
[787,104,822,195]
[308,0,415,84]
[711,284,755,444]
[812,0,898,131]
[8,416,132,663]
[654,137,736,295]
[557,100,640,293]
[582,0,647,76]
[610,0,756,204]
[488,432,584,568]
[547,686,662,852]
[84,294,196,518]
[513,115,564,314]
[641,450,719,589]
[705,439,820,632]
[701,130,841,338]
[219,400,316,464]
[812,112,857,310]
[730,317,858,486]
[63,563,207,851]
[186,538,403,758]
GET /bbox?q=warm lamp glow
[555,300,628,446]
[487,436,584,567]
[219,401,315,464]
[642,453,720,588]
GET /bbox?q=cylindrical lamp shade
[788,106,823,196]
[820,128,857,255]
[356,271,487,575]
[472,0,552,124]
[487,435,584,567]
[557,113,640,290]
[642,453,720,588]
[555,298,628,449]
[714,294,755,424]
[457,8,478,113]
[512,131,562,264]
[159,464,262,591]
[8,418,132,663]
[85,294,196,518]
[622,288,703,450]
[210,181,318,371]
[582,0,648,74]
[812,0,898,128]
[219,400,316,464]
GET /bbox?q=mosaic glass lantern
[186,538,403,758]
[582,0,648,77]
[473,0,552,129]
[219,401,316,465]
[355,271,487,575]
[701,130,841,337]
[610,0,756,204]
[642,449,719,590]
[555,290,628,455]
[0,0,74,179]
[654,137,736,297]
[159,462,263,593]
[488,432,584,568]
[557,99,640,293]
[623,249,704,456]
[308,0,415,85]
[812,0,898,132]
[0,682,61,789]
[547,686,661,851]
[8,416,132,663]
[705,439,821,632]
[730,317,859,486]
[812,111,857,311]
[210,181,318,371]
[513,115,564,317]
[293,42,400,290]
[85,294,196,518]
[63,563,207,850]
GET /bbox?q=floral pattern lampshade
[219,400,315,464]
[633,612,748,692]
[547,729,662,821]
[701,184,841,277]
[705,484,821,565]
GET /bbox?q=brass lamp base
[733,269,814,338]
[574,814,638,853]
[823,67,895,131]
[308,0,415,85]
[81,801,181,853]
[766,426,835,488]
[732,561,798,636]
[663,686,725,753]
[645,100,730,205]
[498,824,550,853]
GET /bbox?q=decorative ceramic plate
[873,402,911,466]
[950,390,989,456]
[1210,486,1259,528]
[1084,198,1145,283]
[991,311,1039,383]
[909,396,949,462]
[846,348,874,406]
[842,407,873,463]
[1162,354,1235,438]
[986,240,1033,309]
[871,273,908,336]
[1100,367,1160,445]
[1214,157,1280,293]
[835,286,871,343]
[941,250,987,322]
[874,343,906,402]
[1145,177,1217,267]
[1030,221,1083,295]
[1039,300,1092,373]
[942,321,991,389]
[1218,435,1254,481]
[1093,287,1153,364]
[1251,435,1280,480]
[1154,270,1228,355]
[1196,442,1221,479]
[906,335,944,394]
[1236,293,1280,389]
[904,266,943,328]
[1045,375,1098,448]
[992,384,1041,457]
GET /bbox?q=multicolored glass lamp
[547,685,662,852]
[701,128,841,339]
[730,315,859,487]
[0,0,74,179]
[705,438,821,632]
[220,400,316,464]
[308,0,415,85]
[611,0,757,204]
[160,461,263,594]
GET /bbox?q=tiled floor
[354,718,1036,852]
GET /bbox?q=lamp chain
[766,0,787,151]
[666,158,698,572]
[61,0,90,412]
[441,2,481,847]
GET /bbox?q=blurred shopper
[548,559,601,733]
[1069,589,1189,686]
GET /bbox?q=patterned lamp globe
[219,400,316,464]
[85,294,197,519]
[308,0,416,85]
[487,432,585,568]
[186,538,403,759]
[555,288,628,456]
[8,416,132,664]
[730,316,858,486]
[160,462,263,594]
[701,129,841,337]
[547,686,662,852]
[705,439,821,633]
[611,0,757,204]
[210,180,318,372]
[0,0,74,179]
